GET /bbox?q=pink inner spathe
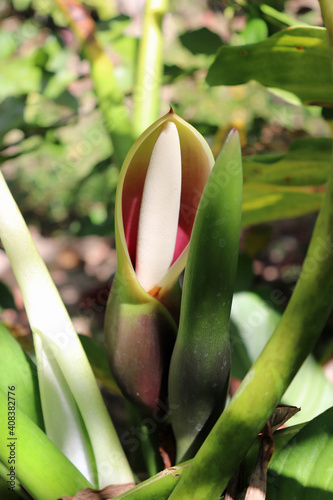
[121,121,211,279]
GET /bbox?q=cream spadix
[136,121,182,292]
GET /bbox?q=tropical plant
[1,1,333,499]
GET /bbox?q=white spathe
[135,121,182,292]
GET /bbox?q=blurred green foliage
[0,0,328,238]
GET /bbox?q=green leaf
[0,56,42,100]
[0,388,92,500]
[168,129,242,462]
[244,138,332,186]
[113,463,190,500]
[0,462,24,499]
[79,334,122,394]
[206,27,333,105]
[241,138,332,227]
[179,28,222,56]
[231,292,333,425]
[0,323,44,428]
[267,407,333,498]
[242,183,323,227]
[0,97,25,146]
[240,18,268,44]
[0,282,16,311]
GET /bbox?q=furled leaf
[207,27,333,105]
[168,128,242,462]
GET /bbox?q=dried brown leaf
[270,404,300,431]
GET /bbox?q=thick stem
[319,1,333,65]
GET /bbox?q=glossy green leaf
[0,388,92,500]
[206,27,333,105]
[168,129,242,462]
[241,138,331,227]
[231,292,333,425]
[0,323,44,428]
[267,407,333,498]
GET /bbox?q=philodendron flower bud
[104,108,214,415]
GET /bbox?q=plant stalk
[133,0,168,137]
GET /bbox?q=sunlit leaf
[0,389,92,500]
[0,323,43,428]
[207,27,333,105]
[241,138,332,227]
[231,292,333,424]
[267,407,333,498]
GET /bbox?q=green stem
[319,1,333,65]
[133,0,168,137]
[111,424,302,499]
[139,423,164,477]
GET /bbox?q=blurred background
[1,0,332,375]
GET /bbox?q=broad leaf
[207,27,333,105]
[267,407,333,498]
[244,138,332,186]
[179,27,222,55]
[242,138,332,227]
[231,292,333,424]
